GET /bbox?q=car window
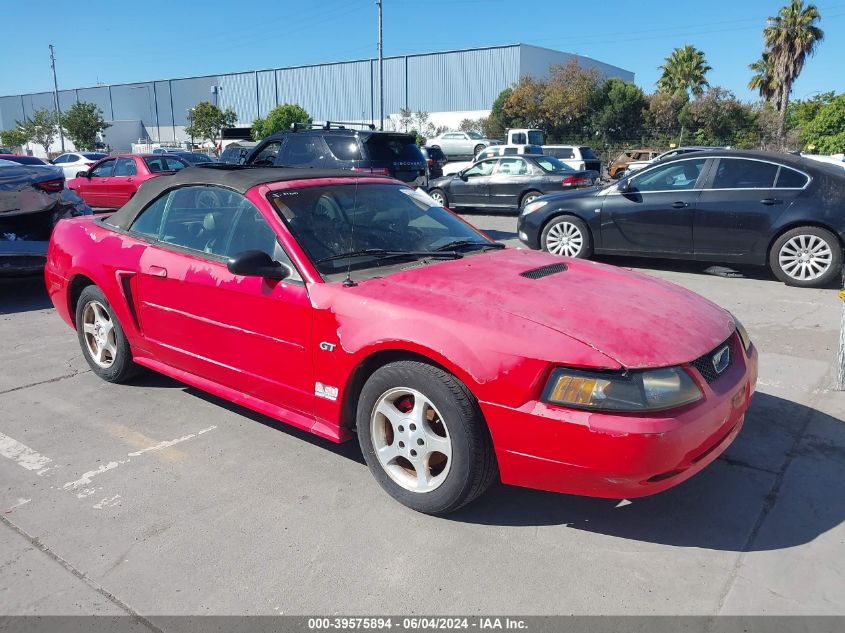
[280,135,326,165]
[712,159,778,189]
[463,159,497,177]
[222,204,300,279]
[128,192,169,238]
[476,149,496,161]
[548,147,574,159]
[53,155,69,164]
[91,159,115,177]
[630,158,706,192]
[495,158,529,176]
[363,135,424,163]
[775,167,809,188]
[534,156,575,173]
[579,147,597,160]
[324,136,363,161]
[81,152,107,160]
[113,157,137,177]
[164,157,187,171]
[511,132,527,145]
[251,140,282,166]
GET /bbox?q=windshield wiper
[316,248,463,264]
[434,240,505,252]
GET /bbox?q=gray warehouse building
[0,43,633,153]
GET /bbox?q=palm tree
[656,45,712,98]
[748,53,777,103]
[764,0,824,139]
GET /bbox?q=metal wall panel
[257,70,276,119]
[0,96,25,130]
[153,81,174,127]
[276,60,372,123]
[58,90,77,114]
[110,82,157,127]
[219,72,258,124]
[169,76,218,126]
[76,87,112,120]
[21,92,56,120]
[407,46,519,113]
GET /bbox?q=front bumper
[480,339,758,498]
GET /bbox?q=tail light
[427,159,433,167]
[34,178,64,193]
[561,176,591,187]
[353,167,390,176]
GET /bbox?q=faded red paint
[45,176,757,498]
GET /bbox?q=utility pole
[376,0,383,130]
[48,44,65,153]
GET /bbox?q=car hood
[530,186,602,205]
[349,249,735,369]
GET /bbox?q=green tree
[251,103,311,141]
[486,87,512,138]
[591,78,647,141]
[540,61,602,139]
[0,126,30,151]
[748,53,777,103]
[657,45,712,98]
[645,91,687,140]
[763,0,824,140]
[679,87,755,146]
[61,102,110,150]
[185,101,237,152]
[801,93,845,153]
[503,77,546,129]
[21,109,58,155]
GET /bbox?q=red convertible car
[45,166,757,514]
[67,154,187,208]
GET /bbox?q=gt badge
[319,342,336,352]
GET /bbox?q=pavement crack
[716,455,779,475]
[0,368,89,397]
[0,513,163,632]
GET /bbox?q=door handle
[672,201,688,208]
[760,198,781,206]
[147,265,167,278]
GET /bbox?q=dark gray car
[427,155,599,212]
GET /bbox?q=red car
[67,154,187,208]
[45,167,757,514]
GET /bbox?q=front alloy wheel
[75,285,140,382]
[770,226,841,287]
[82,300,117,368]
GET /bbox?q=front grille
[690,336,735,384]
[520,262,568,279]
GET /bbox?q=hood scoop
[519,262,568,279]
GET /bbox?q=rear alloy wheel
[541,216,593,258]
[357,361,497,514]
[770,226,841,287]
[474,144,485,157]
[520,191,542,209]
[75,285,139,382]
[429,189,448,207]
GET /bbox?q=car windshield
[465,131,484,139]
[363,135,424,163]
[4,155,47,165]
[579,147,598,159]
[534,156,576,172]
[271,184,495,278]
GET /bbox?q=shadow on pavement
[129,366,845,551]
[0,276,52,314]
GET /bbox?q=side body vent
[519,262,568,279]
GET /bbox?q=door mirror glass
[616,180,630,193]
[76,170,90,178]
[227,250,289,280]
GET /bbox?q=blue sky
[1,0,843,101]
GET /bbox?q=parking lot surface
[1,212,844,618]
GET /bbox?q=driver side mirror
[457,171,468,180]
[616,179,630,193]
[76,170,91,178]
[227,250,289,280]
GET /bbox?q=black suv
[246,123,428,187]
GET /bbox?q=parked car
[625,146,723,175]
[428,155,599,211]
[0,154,64,177]
[420,146,447,179]
[426,131,500,159]
[219,141,257,165]
[168,151,216,165]
[801,153,845,170]
[45,165,757,513]
[607,148,660,179]
[542,146,602,173]
[246,123,427,188]
[50,152,109,179]
[67,154,187,208]
[1,159,90,275]
[151,146,185,154]
[517,149,845,288]
[443,144,545,177]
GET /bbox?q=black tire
[769,225,842,287]
[473,144,485,157]
[356,361,497,514]
[75,285,140,382]
[520,190,543,210]
[615,169,626,179]
[429,188,448,207]
[541,215,593,259]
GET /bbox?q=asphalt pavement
[1,212,844,619]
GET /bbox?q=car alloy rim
[523,195,539,206]
[778,235,833,281]
[546,221,584,257]
[82,300,117,369]
[370,387,452,493]
[431,191,445,205]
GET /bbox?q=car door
[448,158,497,207]
[488,157,532,208]
[694,157,808,260]
[277,134,329,168]
[129,185,315,415]
[600,157,709,255]
[110,157,139,207]
[81,158,116,207]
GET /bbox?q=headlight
[732,314,752,352]
[543,367,702,412]
[522,200,548,215]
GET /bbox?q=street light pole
[376,0,383,130]
[48,44,65,153]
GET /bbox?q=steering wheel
[196,190,221,209]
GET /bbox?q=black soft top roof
[106,165,381,230]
